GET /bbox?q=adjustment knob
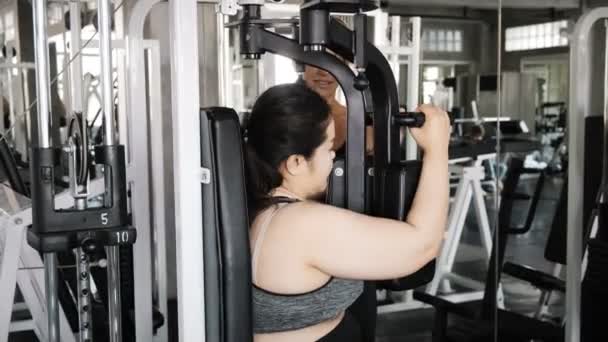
[354,73,369,91]
[81,238,97,255]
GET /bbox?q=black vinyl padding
[375,161,436,291]
[502,262,565,292]
[204,107,253,342]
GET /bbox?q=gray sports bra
[251,201,364,334]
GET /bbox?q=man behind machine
[302,65,374,155]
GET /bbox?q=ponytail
[243,142,282,219]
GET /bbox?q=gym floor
[9,174,564,342]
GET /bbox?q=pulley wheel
[67,113,89,185]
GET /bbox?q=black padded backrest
[202,107,253,342]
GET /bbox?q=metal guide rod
[32,0,51,148]
[70,0,84,112]
[106,246,122,342]
[405,17,421,160]
[33,0,61,340]
[97,1,122,340]
[70,2,92,339]
[22,69,32,150]
[44,253,60,342]
[494,1,503,341]
[98,0,115,146]
[603,19,608,186]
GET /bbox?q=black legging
[316,281,376,342]
[317,311,362,342]
[347,281,377,342]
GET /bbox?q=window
[422,29,463,53]
[422,66,440,104]
[422,65,454,107]
[505,20,569,52]
[522,59,569,103]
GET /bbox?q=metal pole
[21,69,32,155]
[406,17,421,160]
[566,9,608,342]
[495,1,503,341]
[217,13,229,106]
[126,1,160,340]
[34,1,60,340]
[169,0,206,340]
[603,20,608,186]
[32,0,52,148]
[97,1,122,341]
[98,0,115,146]
[70,5,91,340]
[106,246,122,342]
[147,42,170,342]
[44,253,60,342]
[389,16,400,82]
[70,0,84,113]
[71,150,92,342]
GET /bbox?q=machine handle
[392,111,454,127]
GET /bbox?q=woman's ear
[283,154,307,176]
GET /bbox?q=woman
[302,65,374,155]
[245,84,450,341]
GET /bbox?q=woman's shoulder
[277,200,333,217]
[253,201,327,224]
[273,200,363,230]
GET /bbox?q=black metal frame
[237,15,368,212]
[233,7,426,213]
[29,145,135,252]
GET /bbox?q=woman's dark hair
[244,83,331,219]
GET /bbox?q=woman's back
[251,201,364,341]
